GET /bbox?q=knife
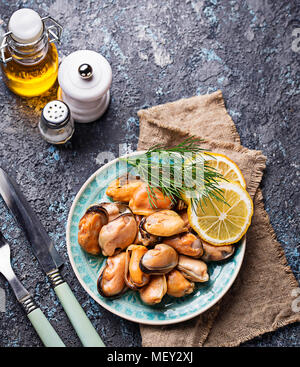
[0,167,105,347]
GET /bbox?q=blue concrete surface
[0,0,299,347]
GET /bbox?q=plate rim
[66,151,246,325]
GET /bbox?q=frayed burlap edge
[137,91,241,148]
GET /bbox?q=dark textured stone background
[0,0,299,347]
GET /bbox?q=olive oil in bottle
[0,8,62,97]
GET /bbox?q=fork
[0,231,65,347]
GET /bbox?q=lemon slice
[205,152,246,188]
[188,181,253,246]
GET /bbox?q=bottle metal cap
[8,8,43,44]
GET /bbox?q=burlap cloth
[137,90,300,347]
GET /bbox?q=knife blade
[0,168,63,273]
[0,167,105,347]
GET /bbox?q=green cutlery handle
[27,308,65,347]
[54,281,105,347]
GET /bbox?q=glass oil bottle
[0,8,62,97]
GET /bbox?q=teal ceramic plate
[66,152,246,325]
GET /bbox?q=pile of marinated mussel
[77,175,235,305]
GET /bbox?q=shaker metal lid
[58,50,112,102]
[41,100,70,129]
[8,8,43,43]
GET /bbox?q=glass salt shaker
[0,8,62,97]
[38,100,74,144]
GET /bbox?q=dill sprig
[121,137,227,213]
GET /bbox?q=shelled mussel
[139,275,167,305]
[164,232,203,258]
[98,213,137,256]
[106,174,143,203]
[140,244,178,275]
[135,216,161,247]
[177,255,209,282]
[97,252,127,298]
[129,183,174,216]
[201,242,235,262]
[166,269,195,298]
[142,210,188,237]
[125,245,150,289]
